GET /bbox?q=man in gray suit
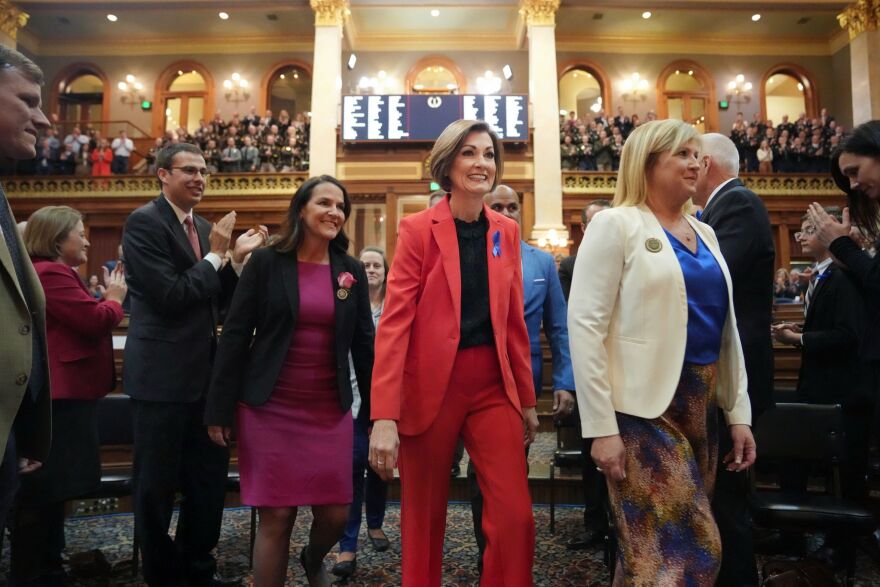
[0,46,52,531]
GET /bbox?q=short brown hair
[24,206,82,259]
[430,120,504,192]
[0,46,44,85]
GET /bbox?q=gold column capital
[838,0,880,41]
[0,0,28,42]
[310,0,350,27]
[519,0,561,26]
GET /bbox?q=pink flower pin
[337,272,357,288]
[336,271,357,300]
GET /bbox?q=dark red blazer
[371,198,535,436]
[32,259,123,400]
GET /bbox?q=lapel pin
[492,230,501,258]
[645,238,663,253]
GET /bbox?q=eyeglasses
[794,226,816,239]
[170,166,211,178]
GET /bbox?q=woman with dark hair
[205,175,374,587]
[10,206,126,585]
[332,246,390,580]
[369,119,537,585]
[809,118,880,444]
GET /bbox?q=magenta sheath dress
[236,261,353,507]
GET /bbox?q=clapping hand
[232,224,269,264]
[807,203,852,248]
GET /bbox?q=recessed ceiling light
[642,11,652,19]
[430,9,440,17]
[106,14,118,22]
[219,12,230,20]
[280,74,285,80]
[751,14,761,22]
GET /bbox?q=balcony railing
[3,173,310,199]
[561,172,840,197]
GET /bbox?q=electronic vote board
[341,94,528,142]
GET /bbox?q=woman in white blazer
[568,119,756,585]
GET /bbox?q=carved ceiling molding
[519,0,560,27]
[838,0,880,40]
[310,0,350,27]
[0,0,28,42]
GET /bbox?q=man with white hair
[695,133,775,587]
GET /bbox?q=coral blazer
[32,259,123,400]
[371,197,535,436]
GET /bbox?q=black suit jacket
[797,265,873,406]
[122,195,238,403]
[701,178,776,420]
[558,254,576,302]
[204,246,375,428]
[828,236,880,362]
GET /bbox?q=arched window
[405,57,466,94]
[261,60,313,118]
[761,64,819,125]
[558,60,611,121]
[153,61,215,137]
[50,63,110,134]
[657,60,718,132]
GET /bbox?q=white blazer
[567,205,751,438]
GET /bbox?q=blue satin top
[664,229,729,365]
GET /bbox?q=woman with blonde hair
[568,119,756,585]
[369,119,536,585]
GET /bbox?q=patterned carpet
[2,503,880,586]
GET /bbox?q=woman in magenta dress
[205,175,374,587]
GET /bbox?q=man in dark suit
[557,198,611,550]
[773,209,874,501]
[123,143,266,587]
[696,133,775,587]
[558,199,610,301]
[0,46,52,534]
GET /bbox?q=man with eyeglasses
[122,143,267,587]
[0,46,52,545]
[695,133,775,587]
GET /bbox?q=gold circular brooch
[645,238,663,253]
[336,289,349,300]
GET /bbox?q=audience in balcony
[560,106,844,174]
[90,138,113,177]
[110,131,134,174]
[730,108,843,173]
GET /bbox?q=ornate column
[838,0,880,125]
[0,0,29,49]
[308,0,348,177]
[520,0,567,246]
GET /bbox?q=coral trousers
[397,345,535,586]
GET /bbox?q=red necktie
[183,215,202,260]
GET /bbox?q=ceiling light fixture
[219,12,230,20]
[642,11,652,19]
[107,14,118,22]
[751,14,761,22]
[347,54,357,70]
[430,9,440,17]
[502,64,513,80]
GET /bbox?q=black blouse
[455,214,494,349]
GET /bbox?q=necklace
[663,216,694,244]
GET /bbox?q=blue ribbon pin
[492,230,501,258]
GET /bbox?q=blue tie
[695,209,703,221]
[0,183,46,400]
